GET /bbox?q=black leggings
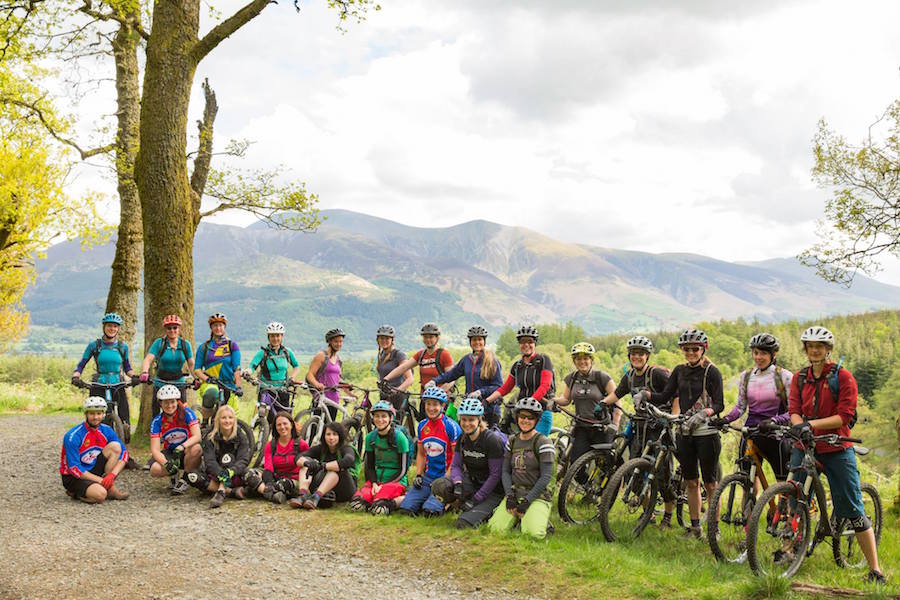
[676,433,721,484]
[571,425,615,483]
[310,469,357,502]
[738,433,791,481]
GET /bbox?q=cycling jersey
[148,337,193,379]
[75,339,132,384]
[496,353,554,402]
[264,438,311,480]
[563,368,613,422]
[315,351,342,404]
[613,366,670,403]
[724,364,792,426]
[149,406,199,450]
[202,430,251,478]
[417,415,462,479]
[376,348,407,388]
[249,345,299,384]
[364,428,410,485]
[789,362,857,454]
[503,433,555,502]
[432,352,503,407]
[450,428,505,503]
[195,337,241,383]
[649,360,724,435]
[412,348,454,389]
[59,421,127,477]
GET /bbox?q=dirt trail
[0,415,519,600]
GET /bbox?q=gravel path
[0,415,521,600]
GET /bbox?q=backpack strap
[773,366,788,410]
[258,346,274,381]
[179,337,190,363]
[434,348,446,375]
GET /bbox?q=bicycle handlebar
[71,378,138,390]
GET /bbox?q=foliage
[800,100,900,285]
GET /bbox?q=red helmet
[162,314,182,327]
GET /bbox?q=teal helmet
[102,312,123,325]
[370,400,396,417]
[457,397,484,417]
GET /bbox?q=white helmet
[83,396,107,412]
[800,326,834,347]
[157,384,182,401]
[266,321,285,335]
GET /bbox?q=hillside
[22,209,900,353]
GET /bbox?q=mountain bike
[706,423,783,563]
[556,405,634,525]
[745,427,882,578]
[196,374,255,452]
[242,374,298,468]
[294,384,366,456]
[72,378,139,443]
[378,381,419,444]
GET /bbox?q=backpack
[153,336,191,365]
[741,365,788,414]
[513,353,556,400]
[315,348,342,382]
[258,345,292,381]
[627,365,665,394]
[386,424,417,465]
[512,432,557,491]
[795,357,857,428]
[199,338,236,368]
[416,348,447,376]
[321,444,362,480]
[89,338,128,374]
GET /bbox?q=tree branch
[189,78,218,205]
[0,97,115,159]
[77,0,149,40]
[191,0,270,65]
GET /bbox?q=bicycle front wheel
[598,457,656,542]
[557,450,611,525]
[746,481,810,578]
[831,482,882,569]
[707,473,754,563]
[250,409,270,468]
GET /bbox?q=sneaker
[125,457,140,470]
[682,526,702,539]
[231,486,244,500]
[288,496,305,509]
[143,457,154,471]
[348,497,369,512]
[272,491,286,505]
[171,479,189,496]
[262,488,274,502]
[167,476,177,491]
[772,550,793,566]
[659,518,672,530]
[865,570,886,585]
[210,490,226,508]
[303,494,321,510]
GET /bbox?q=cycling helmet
[516,325,539,341]
[83,396,107,412]
[376,325,395,338]
[266,321,285,335]
[571,342,595,357]
[419,322,441,336]
[370,400,396,417]
[800,326,834,347]
[626,335,654,353]
[514,396,543,416]
[157,384,182,401]
[467,326,488,339]
[421,386,449,405]
[162,314,182,327]
[749,332,779,352]
[457,397,485,417]
[325,328,345,342]
[678,328,709,349]
[208,312,228,325]
[102,312,123,325]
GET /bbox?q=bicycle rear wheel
[237,419,255,454]
[598,457,656,542]
[105,413,126,445]
[746,481,810,578]
[250,409,270,468]
[298,412,324,447]
[707,473,754,563]
[831,482,882,569]
[557,449,611,525]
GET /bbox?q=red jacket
[788,362,857,454]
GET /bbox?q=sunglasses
[682,346,702,352]
[517,412,538,421]
[165,325,180,330]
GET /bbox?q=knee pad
[273,479,298,497]
[456,518,476,530]
[422,510,441,519]
[430,477,454,503]
[395,507,417,517]
[243,469,262,491]
[317,491,336,508]
[348,496,369,512]
[185,470,210,490]
[849,515,871,533]
[370,499,396,516]
[201,386,219,409]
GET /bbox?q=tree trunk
[104,16,143,350]
[896,413,900,508]
[133,0,200,437]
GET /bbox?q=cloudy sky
[74,0,900,282]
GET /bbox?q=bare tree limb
[189,78,218,207]
[0,97,115,159]
[191,0,270,64]
[77,0,149,40]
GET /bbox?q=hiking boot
[303,494,321,510]
[289,496,305,509]
[230,486,244,500]
[865,570,886,585]
[272,491,286,505]
[262,488,274,502]
[143,457,154,471]
[772,550,793,566]
[348,497,369,512]
[682,526,702,539]
[125,457,140,470]
[107,488,130,501]
[171,479,189,496]
[210,490,226,508]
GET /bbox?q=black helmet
[419,323,440,336]
[376,325,395,338]
[749,332,779,352]
[678,328,708,348]
[325,328,345,342]
[626,335,653,353]
[467,326,488,339]
[515,325,539,341]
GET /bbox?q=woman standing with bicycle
[139,314,194,415]
[383,323,455,414]
[193,312,243,424]
[556,342,616,469]
[243,411,311,504]
[290,421,357,510]
[374,325,413,416]
[246,322,301,418]
[71,312,136,452]
[432,397,506,528]
[306,328,347,421]
[484,325,555,436]
[787,326,884,583]
[186,405,251,508]
[644,328,724,538]
[432,326,503,427]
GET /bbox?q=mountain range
[22,209,900,353]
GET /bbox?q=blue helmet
[457,398,484,417]
[370,400,396,417]
[421,386,448,405]
[102,312,123,325]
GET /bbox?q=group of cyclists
[59,311,886,584]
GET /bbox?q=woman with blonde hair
[186,405,251,508]
[432,326,503,427]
